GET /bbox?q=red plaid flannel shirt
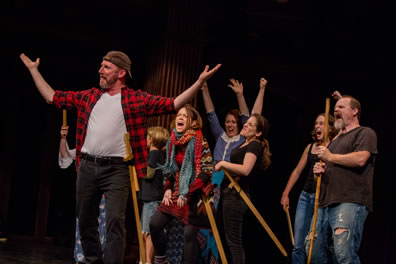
[53,86,175,178]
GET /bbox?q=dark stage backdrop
[2,1,394,263]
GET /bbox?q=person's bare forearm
[60,138,67,158]
[236,93,249,116]
[174,64,221,110]
[29,68,55,103]
[251,88,264,115]
[251,78,267,115]
[174,80,202,110]
[327,151,371,167]
[20,53,55,103]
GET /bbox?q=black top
[221,140,263,194]
[141,150,166,202]
[319,126,377,211]
[303,143,320,194]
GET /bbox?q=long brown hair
[251,113,271,170]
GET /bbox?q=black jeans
[77,158,130,264]
[150,211,199,264]
[222,188,249,264]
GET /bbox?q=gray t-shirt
[319,126,377,211]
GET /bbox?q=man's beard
[335,119,344,131]
[99,75,117,89]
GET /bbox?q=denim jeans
[292,191,315,264]
[305,203,368,264]
[141,201,161,234]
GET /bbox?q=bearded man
[20,51,221,264]
[305,95,377,264]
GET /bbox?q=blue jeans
[305,203,368,264]
[141,201,160,234]
[292,191,315,264]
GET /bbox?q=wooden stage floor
[0,238,74,264]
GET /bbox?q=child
[140,126,169,264]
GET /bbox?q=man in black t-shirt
[307,95,377,264]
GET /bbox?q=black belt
[81,153,125,166]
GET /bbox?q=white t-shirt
[81,92,127,157]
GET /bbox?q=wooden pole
[307,98,330,264]
[285,207,295,246]
[62,109,67,126]
[223,169,287,257]
[202,194,228,264]
[123,133,145,263]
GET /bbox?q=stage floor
[0,239,74,264]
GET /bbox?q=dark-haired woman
[201,78,267,165]
[200,79,267,262]
[280,113,338,264]
[215,113,272,264]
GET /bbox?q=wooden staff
[307,98,330,264]
[123,133,145,263]
[285,207,294,246]
[223,168,287,257]
[201,194,228,264]
[62,109,67,126]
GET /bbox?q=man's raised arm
[20,53,55,104]
[174,64,221,110]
